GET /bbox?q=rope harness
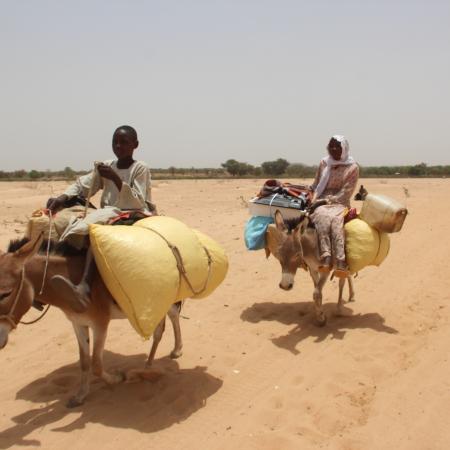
[84,164,99,217]
[0,268,25,329]
[145,227,213,297]
[0,213,54,329]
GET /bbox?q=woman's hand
[97,164,122,191]
[326,195,338,205]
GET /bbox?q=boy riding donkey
[46,125,153,313]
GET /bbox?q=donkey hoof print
[116,371,127,383]
[315,315,327,327]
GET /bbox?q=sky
[1,0,449,171]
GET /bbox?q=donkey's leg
[168,302,183,359]
[311,271,329,326]
[309,268,319,287]
[92,323,125,385]
[337,277,346,313]
[347,276,356,302]
[146,318,166,367]
[67,324,91,408]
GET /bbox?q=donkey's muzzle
[0,323,10,349]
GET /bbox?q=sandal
[333,260,350,278]
[318,256,332,273]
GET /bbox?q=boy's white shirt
[64,160,152,210]
[59,160,152,242]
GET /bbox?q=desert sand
[0,178,449,450]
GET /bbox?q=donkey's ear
[298,216,310,235]
[274,210,286,232]
[14,233,44,262]
[292,213,308,235]
[265,224,280,259]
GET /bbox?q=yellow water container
[359,194,407,233]
[345,218,390,274]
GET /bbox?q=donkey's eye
[0,291,12,301]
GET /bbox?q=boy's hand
[97,164,122,191]
[47,194,68,214]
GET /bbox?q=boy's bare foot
[50,275,90,313]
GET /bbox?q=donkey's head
[265,210,309,291]
[0,234,43,349]
[354,184,368,201]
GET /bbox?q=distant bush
[261,158,290,176]
[286,163,316,178]
[221,159,255,176]
[28,170,44,179]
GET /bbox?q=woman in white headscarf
[309,135,359,277]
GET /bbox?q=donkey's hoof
[315,315,327,327]
[116,370,127,383]
[145,360,153,369]
[170,349,183,359]
[348,297,356,303]
[66,396,84,408]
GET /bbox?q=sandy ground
[0,178,449,450]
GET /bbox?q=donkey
[265,210,355,326]
[0,234,183,407]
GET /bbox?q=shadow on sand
[0,351,222,449]
[241,300,398,355]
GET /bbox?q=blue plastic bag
[244,216,274,250]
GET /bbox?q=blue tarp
[244,216,274,250]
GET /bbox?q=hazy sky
[1,0,449,171]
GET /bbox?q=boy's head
[112,125,139,160]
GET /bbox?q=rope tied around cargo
[144,227,213,297]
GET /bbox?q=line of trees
[1,162,449,181]
[221,160,450,178]
[0,167,85,181]
[221,158,291,176]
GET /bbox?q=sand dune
[0,178,449,450]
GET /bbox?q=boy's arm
[64,170,102,199]
[47,170,102,213]
[116,164,151,210]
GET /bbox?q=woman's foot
[318,256,332,273]
[333,260,350,278]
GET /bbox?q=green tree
[63,166,76,179]
[13,170,27,179]
[286,163,315,178]
[221,159,241,176]
[28,170,44,179]
[261,158,290,176]
[221,159,254,176]
[408,163,427,177]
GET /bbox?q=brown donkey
[0,234,183,407]
[265,210,355,326]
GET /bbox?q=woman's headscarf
[314,135,355,198]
